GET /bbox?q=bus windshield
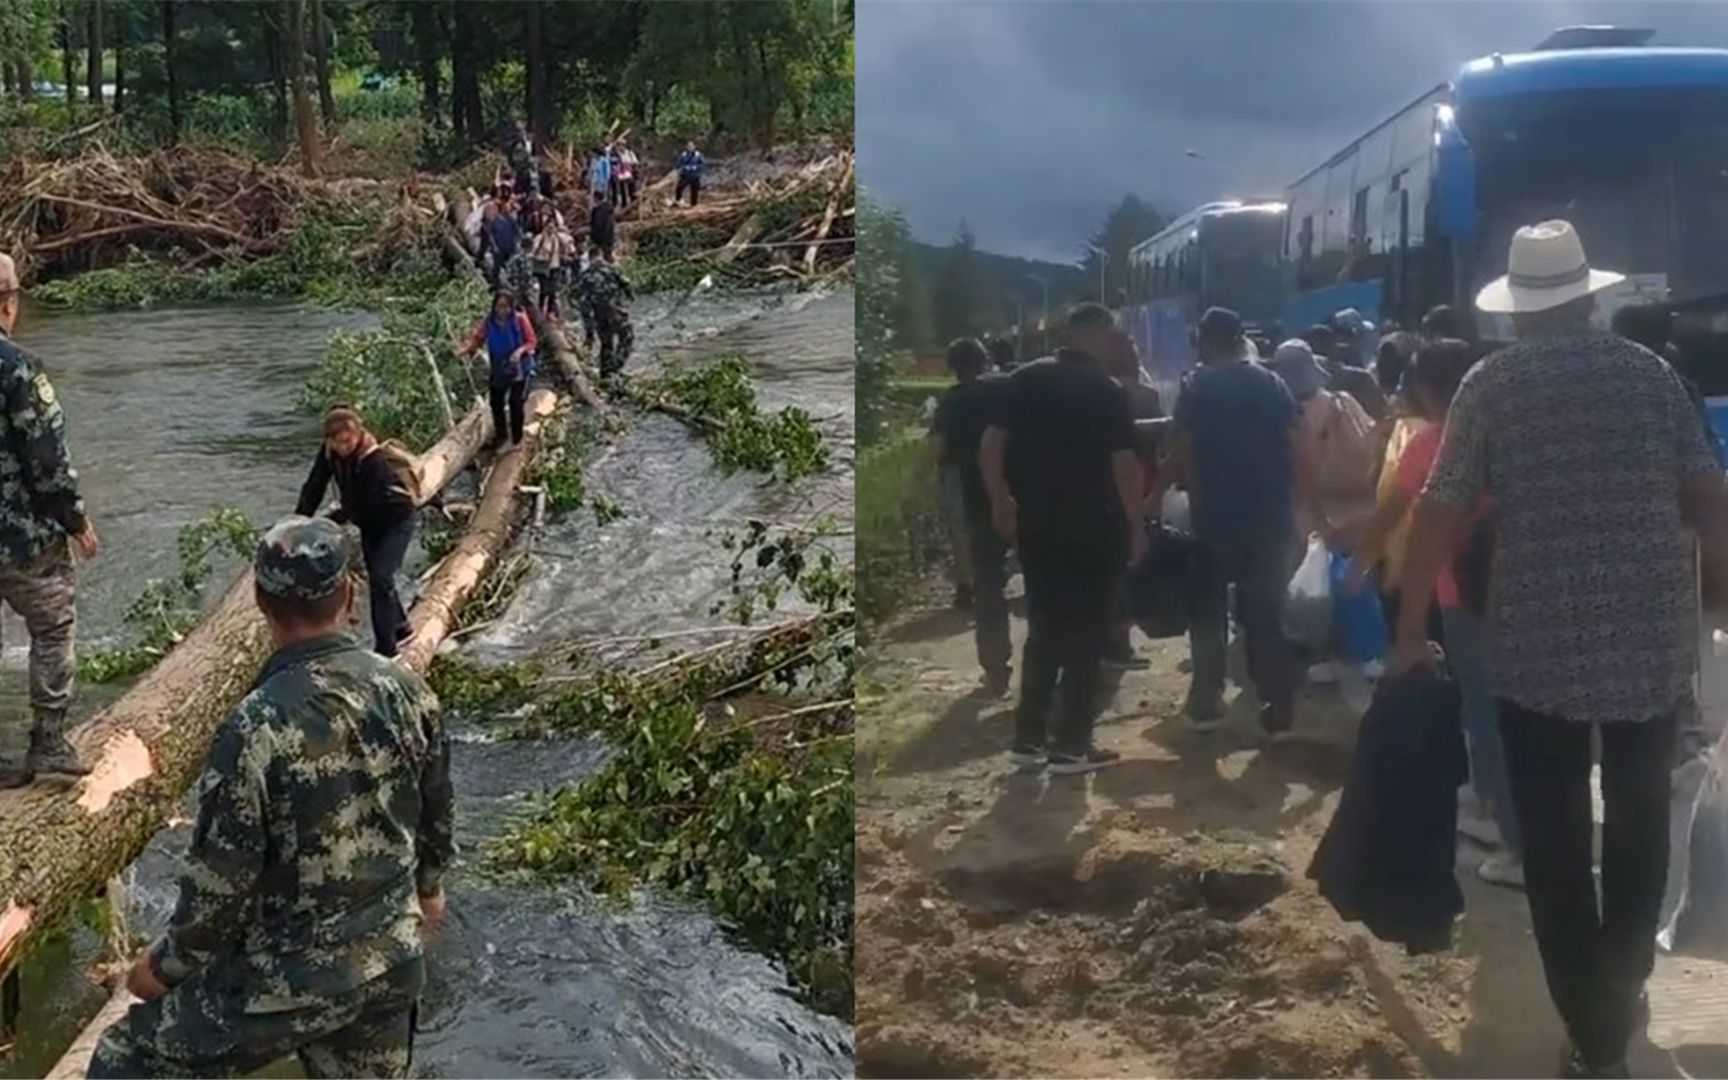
[1199,210,1285,323]
[1465,86,1728,308]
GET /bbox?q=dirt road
[856,590,1728,1079]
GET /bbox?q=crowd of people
[462,121,642,381]
[929,218,1728,1078]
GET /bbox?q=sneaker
[981,668,1012,698]
[1103,647,1151,671]
[1307,661,1340,684]
[1007,743,1045,769]
[1559,1045,1629,1079]
[1478,855,1525,890]
[1047,746,1122,775]
[1457,810,1503,848]
[1363,659,1387,680]
[0,764,31,790]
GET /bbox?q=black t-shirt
[930,374,1009,518]
[1001,353,1136,553]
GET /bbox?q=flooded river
[0,290,855,1078]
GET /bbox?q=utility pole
[1087,243,1110,304]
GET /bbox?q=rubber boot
[28,710,88,788]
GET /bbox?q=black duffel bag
[1127,521,1196,639]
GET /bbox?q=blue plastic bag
[1330,552,1389,663]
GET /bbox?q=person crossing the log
[589,191,618,263]
[614,135,640,210]
[576,248,635,380]
[455,290,538,449]
[675,139,705,207]
[89,515,453,1080]
[476,197,523,295]
[0,251,99,790]
[294,406,419,659]
[588,144,613,204]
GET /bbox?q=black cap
[1197,307,1243,343]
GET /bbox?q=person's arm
[1102,383,1145,558]
[147,709,268,988]
[1397,371,1494,668]
[456,320,486,357]
[413,686,456,905]
[1346,485,1413,589]
[1284,388,1328,537]
[294,448,332,518]
[6,364,87,539]
[513,312,538,360]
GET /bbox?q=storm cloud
[857,1,1728,262]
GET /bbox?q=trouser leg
[938,468,973,592]
[1237,537,1295,717]
[298,961,425,1080]
[968,519,1011,678]
[0,542,79,777]
[508,380,528,443]
[1443,608,1520,855]
[1051,559,1116,756]
[362,519,415,658]
[489,381,508,444]
[1186,541,1230,708]
[1500,701,1601,1064]
[1593,712,1678,1064]
[1014,546,1060,750]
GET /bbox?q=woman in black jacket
[295,406,419,657]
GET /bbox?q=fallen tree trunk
[803,154,852,275]
[0,417,488,985]
[398,386,559,671]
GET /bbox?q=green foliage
[855,430,945,635]
[80,508,260,684]
[428,653,545,716]
[297,276,488,452]
[712,518,852,625]
[633,354,828,481]
[496,698,854,1017]
[1083,193,1167,302]
[856,188,916,447]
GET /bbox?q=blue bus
[1124,199,1286,403]
[1282,27,1728,354]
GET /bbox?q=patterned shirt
[148,635,454,1006]
[0,326,86,567]
[1424,330,1718,723]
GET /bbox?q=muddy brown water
[0,292,854,1078]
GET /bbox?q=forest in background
[0,0,854,172]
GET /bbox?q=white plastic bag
[1284,534,1333,650]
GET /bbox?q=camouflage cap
[254,515,353,600]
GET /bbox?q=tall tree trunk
[312,0,335,127]
[111,22,124,113]
[85,0,102,113]
[59,0,75,109]
[523,0,548,142]
[450,0,482,142]
[288,0,322,177]
[265,8,288,138]
[13,61,33,99]
[163,0,181,142]
[755,38,776,147]
[411,0,442,126]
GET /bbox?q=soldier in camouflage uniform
[574,248,635,379]
[0,252,99,789]
[89,516,454,1080]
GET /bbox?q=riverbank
[855,582,1728,1078]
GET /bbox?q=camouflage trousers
[89,957,424,1079]
[501,253,534,306]
[595,306,634,377]
[0,539,76,766]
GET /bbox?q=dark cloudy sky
[857,1,1728,263]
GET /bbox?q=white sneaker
[1363,659,1387,680]
[1478,855,1525,889]
[1308,661,1340,684]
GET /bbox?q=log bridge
[2,222,593,1076]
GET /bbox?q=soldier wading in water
[89,516,454,1078]
[0,251,99,790]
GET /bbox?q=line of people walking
[931,218,1728,1079]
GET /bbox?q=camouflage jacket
[0,327,86,568]
[575,262,633,334]
[148,635,454,1006]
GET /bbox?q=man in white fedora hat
[1394,220,1728,1078]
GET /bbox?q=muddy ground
[856,582,1728,1079]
